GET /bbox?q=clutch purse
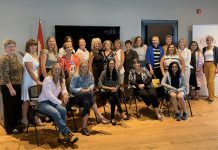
[152,75,160,88]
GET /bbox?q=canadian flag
[37,20,44,56]
[37,20,44,76]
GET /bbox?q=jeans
[38,100,71,136]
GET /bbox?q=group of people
[0,34,217,144]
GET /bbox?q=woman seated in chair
[161,61,188,121]
[70,61,109,136]
[128,59,162,120]
[98,59,128,125]
[37,63,79,143]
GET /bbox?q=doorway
[141,20,178,46]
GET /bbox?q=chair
[99,88,129,118]
[126,86,141,118]
[67,93,98,132]
[26,85,57,146]
[160,91,193,117]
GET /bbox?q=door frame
[141,20,178,45]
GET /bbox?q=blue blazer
[146,45,164,68]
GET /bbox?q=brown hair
[3,39,16,49]
[189,41,201,52]
[25,39,38,53]
[166,44,177,55]
[133,36,144,48]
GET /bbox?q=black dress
[92,50,104,85]
[189,52,199,90]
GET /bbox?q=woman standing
[160,43,185,75]
[0,40,23,134]
[178,38,191,95]
[21,39,42,126]
[70,61,109,136]
[58,36,75,58]
[102,40,117,70]
[88,38,104,85]
[114,39,125,86]
[189,41,204,99]
[124,40,139,84]
[38,63,79,143]
[59,42,79,90]
[40,36,58,81]
[161,62,187,121]
[75,38,89,62]
[133,36,147,67]
[203,35,218,103]
[98,60,128,125]
[128,59,162,120]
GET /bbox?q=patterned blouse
[128,67,152,89]
[0,54,23,85]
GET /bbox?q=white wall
[1,0,218,55]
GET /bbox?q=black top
[92,50,104,84]
[171,75,180,89]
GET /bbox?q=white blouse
[38,76,68,105]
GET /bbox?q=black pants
[69,92,94,117]
[102,91,123,119]
[1,84,22,134]
[136,88,159,108]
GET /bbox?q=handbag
[152,75,160,88]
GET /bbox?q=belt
[205,61,214,63]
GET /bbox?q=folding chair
[27,85,57,146]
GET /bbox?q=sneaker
[181,112,188,120]
[175,113,181,121]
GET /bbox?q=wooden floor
[1,98,218,150]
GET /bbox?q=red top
[59,54,79,74]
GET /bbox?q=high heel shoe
[111,119,116,126]
[97,117,110,124]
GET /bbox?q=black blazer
[203,46,218,64]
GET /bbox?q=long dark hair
[106,60,117,81]
[168,61,181,78]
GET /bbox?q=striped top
[153,48,161,68]
[164,55,180,70]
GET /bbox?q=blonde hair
[50,63,65,88]
[91,38,102,50]
[46,36,58,56]
[206,35,214,41]
[103,40,113,50]
[114,39,122,50]
[178,38,187,48]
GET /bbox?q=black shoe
[208,99,214,104]
[175,113,181,121]
[81,128,90,136]
[181,112,188,120]
[111,119,116,126]
[7,129,22,135]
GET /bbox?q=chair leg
[124,102,129,116]
[135,97,139,118]
[166,100,170,117]
[103,105,107,117]
[26,121,29,133]
[159,100,164,109]
[33,120,39,146]
[70,110,78,132]
[187,99,193,117]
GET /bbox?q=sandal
[121,113,128,120]
[97,117,110,124]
